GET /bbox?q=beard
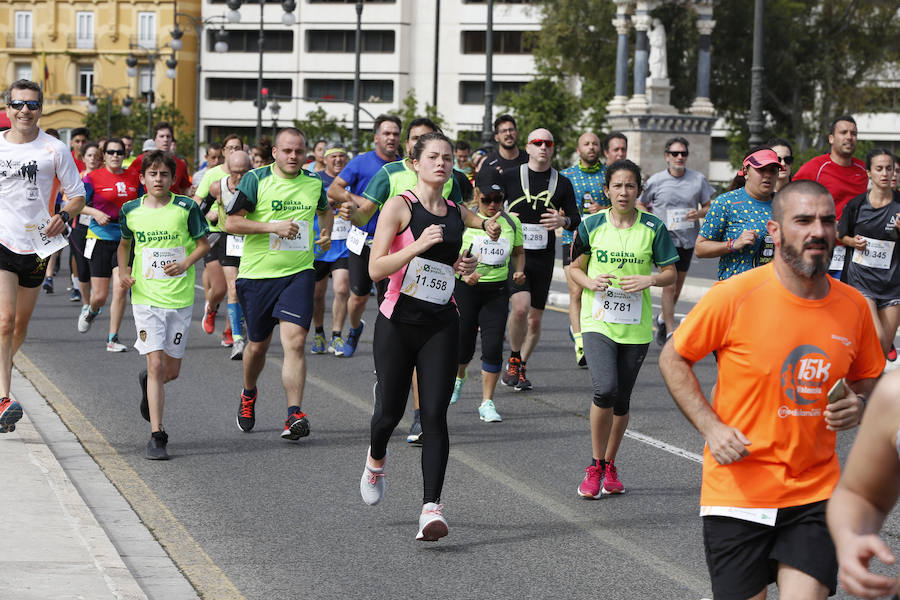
[780,234,832,278]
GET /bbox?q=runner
[118,150,210,459]
[126,122,192,195]
[0,79,85,434]
[359,132,479,542]
[450,172,525,423]
[695,147,781,280]
[310,143,350,355]
[78,137,140,351]
[570,160,678,498]
[304,139,327,174]
[191,142,223,195]
[225,127,332,440]
[69,127,89,173]
[837,149,900,359]
[768,137,794,193]
[498,128,579,391]
[561,132,608,367]
[483,114,528,174]
[660,180,884,600]
[637,136,714,345]
[209,150,252,360]
[69,142,103,306]
[327,115,401,358]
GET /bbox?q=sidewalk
[0,367,199,600]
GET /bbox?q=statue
[647,18,668,81]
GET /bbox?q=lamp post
[87,86,133,139]
[352,0,363,154]
[481,0,494,149]
[748,0,765,145]
[270,98,281,139]
[126,48,177,140]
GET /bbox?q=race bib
[347,225,369,255]
[226,235,244,257]
[332,217,351,241]
[142,246,186,280]
[78,213,92,226]
[400,257,455,305]
[666,208,693,231]
[474,236,510,266]
[852,237,894,269]
[25,218,68,259]
[269,220,310,252]
[84,238,97,260]
[591,288,642,325]
[522,223,548,250]
[829,245,846,271]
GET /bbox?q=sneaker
[281,410,310,440]
[889,344,897,362]
[478,399,502,423]
[202,302,216,334]
[77,305,100,333]
[69,288,82,303]
[221,327,233,347]
[329,335,345,356]
[602,460,625,494]
[450,372,466,405]
[514,363,532,391]
[416,503,448,541]
[406,415,423,445]
[145,430,169,460]
[655,315,667,347]
[139,370,150,422]
[360,450,386,506]
[236,389,257,432]
[500,357,521,387]
[342,321,365,358]
[577,463,604,499]
[42,277,53,294]
[0,397,23,433]
[230,338,246,361]
[107,335,128,352]
[568,325,575,343]
[310,333,327,354]
[575,344,587,368]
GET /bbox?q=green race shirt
[363,159,461,209]
[460,211,523,283]
[230,164,328,279]
[572,209,678,344]
[196,165,226,232]
[120,193,209,309]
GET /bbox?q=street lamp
[126,48,177,140]
[351,0,363,154]
[87,86,134,138]
[270,98,281,139]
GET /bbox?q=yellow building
[0,0,200,142]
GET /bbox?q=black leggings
[455,279,508,373]
[582,332,648,416]
[371,312,459,504]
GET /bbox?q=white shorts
[132,304,193,359]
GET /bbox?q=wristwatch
[58,210,71,225]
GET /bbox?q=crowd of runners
[4,77,900,596]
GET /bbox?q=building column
[606,2,631,115]
[626,3,652,113]
[689,7,716,116]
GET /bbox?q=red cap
[742,148,782,171]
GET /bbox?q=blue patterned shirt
[698,187,773,280]
[560,162,609,245]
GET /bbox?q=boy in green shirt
[118,151,210,460]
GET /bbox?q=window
[207,78,293,101]
[15,62,33,81]
[207,29,293,53]
[711,137,730,161]
[14,12,32,48]
[78,65,94,97]
[459,81,525,104]
[307,30,395,53]
[304,79,393,103]
[461,31,533,54]
[138,67,154,94]
[138,13,157,49]
[76,12,95,49]
[307,0,395,3]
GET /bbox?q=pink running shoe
[602,460,625,494]
[577,463,604,499]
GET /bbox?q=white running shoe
[77,305,97,333]
[416,502,448,541]
[106,337,128,352]
[230,339,246,361]
[478,399,502,423]
[360,449,386,506]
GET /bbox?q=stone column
[626,4,652,114]
[606,3,631,116]
[689,5,716,116]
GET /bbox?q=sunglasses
[529,139,554,148]
[8,100,42,111]
[105,149,125,156]
[481,195,503,204]
[778,155,794,165]
[667,150,689,157]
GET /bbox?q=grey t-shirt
[640,168,715,248]
[842,193,900,299]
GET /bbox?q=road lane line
[14,352,247,600]
[306,372,709,594]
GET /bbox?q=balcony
[67,34,96,50]
[10,34,33,49]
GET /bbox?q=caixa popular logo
[781,345,831,405]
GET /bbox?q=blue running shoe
[311,333,327,354]
[329,335,345,356]
[342,320,365,358]
[450,372,466,405]
[0,397,23,433]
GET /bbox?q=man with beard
[483,115,527,174]
[659,180,884,600]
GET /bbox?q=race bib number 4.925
[142,246,187,280]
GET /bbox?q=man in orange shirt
[660,180,884,600]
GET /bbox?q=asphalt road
[17,259,900,600]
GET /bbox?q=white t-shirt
[0,129,85,254]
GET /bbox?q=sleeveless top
[379,190,465,325]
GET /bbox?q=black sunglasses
[105,149,125,156]
[8,100,42,111]
[480,194,504,204]
[667,150,689,157]
[778,155,794,165]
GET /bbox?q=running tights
[582,332,648,415]
[455,280,508,372]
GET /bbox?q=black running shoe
[145,430,169,460]
[654,315,667,347]
[237,389,257,432]
[514,364,533,391]
[139,370,149,422]
[281,410,310,440]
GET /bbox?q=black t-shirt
[839,190,900,298]
[500,166,579,255]
[484,148,528,174]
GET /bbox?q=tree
[389,89,446,136]
[293,105,352,146]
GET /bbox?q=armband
[727,239,735,253]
